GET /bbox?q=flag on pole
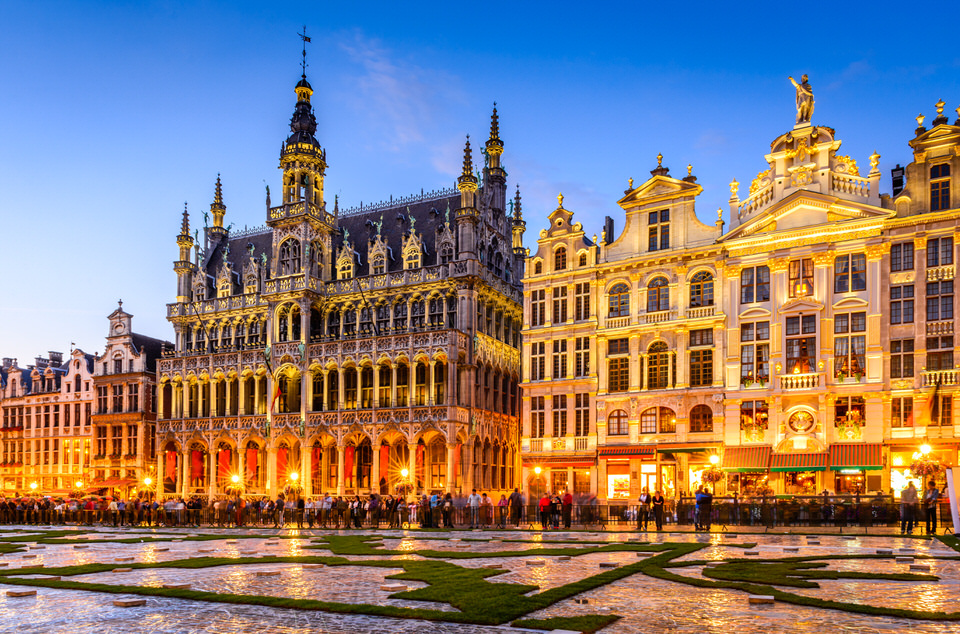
[925,377,942,426]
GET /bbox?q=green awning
[770,452,828,472]
[721,446,771,472]
[656,444,717,454]
[829,443,883,471]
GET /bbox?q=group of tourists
[899,480,941,534]
[635,488,668,531]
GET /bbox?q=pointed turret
[455,135,479,260]
[512,186,525,253]
[209,174,227,238]
[486,102,503,164]
[174,203,196,303]
[277,59,328,213]
[457,135,479,196]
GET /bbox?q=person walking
[497,494,508,528]
[466,489,481,528]
[508,488,522,526]
[538,492,551,530]
[924,480,940,534]
[901,481,919,534]
[651,490,665,531]
[637,487,651,531]
[562,489,573,529]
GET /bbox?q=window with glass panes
[552,395,567,437]
[740,321,770,384]
[574,337,590,377]
[575,393,589,436]
[647,341,670,389]
[932,395,953,426]
[112,384,124,413]
[648,209,669,251]
[740,400,768,431]
[834,253,866,293]
[608,338,629,392]
[530,396,545,437]
[930,164,951,212]
[552,340,568,379]
[689,404,713,433]
[689,329,713,387]
[689,272,714,308]
[647,277,669,312]
[785,315,816,374]
[835,396,865,427]
[530,289,546,326]
[926,280,953,321]
[641,407,675,434]
[834,312,866,377]
[891,242,915,272]
[788,259,814,297]
[607,409,628,435]
[740,266,770,303]
[97,386,108,414]
[608,283,629,317]
[552,286,567,323]
[927,236,954,267]
[128,384,139,411]
[112,424,123,455]
[927,336,953,371]
[892,397,913,428]
[890,340,915,379]
[574,282,590,321]
[127,424,138,455]
[890,285,914,324]
[530,342,546,381]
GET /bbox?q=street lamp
[709,454,720,465]
[920,444,932,456]
[289,471,299,482]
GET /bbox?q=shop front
[829,443,883,494]
[523,458,595,501]
[597,445,656,502]
[769,452,827,495]
[721,445,772,496]
[890,443,958,497]
[657,443,722,497]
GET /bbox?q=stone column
[446,442,456,493]
[675,327,688,387]
[207,448,217,499]
[355,367,362,409]
[301,446,311,498]
[409,361,417,407]
[183,382,190,418]
[371,444,380,495]
[238,377,246,416]
[641,353,650,390]
[322,369,329,411]
[338,367,345,410]
[336,445,345,495]
[407,442,418,492]
[304,369,313,413]
[428,360,436,405]
[447,359,457,406]
[373,363,381,407]
[391,364,398,407]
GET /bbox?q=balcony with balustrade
[779,372,822,390]
[922,369,959,387]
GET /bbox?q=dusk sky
[1,1,958,364]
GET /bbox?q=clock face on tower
[114,323,125,334]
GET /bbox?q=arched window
[689,271,714,308]
[554,247,567,271]
[372,255,385,275]
[689,404,713,433]
[534,261,542,275]
[578,252,587,267]
[640,406,676,434]
[338,259,353,280]
[440,244,454,264]
[608,409,628,435]
[405,249,420,270]
[278,239,301,276]
[648,341,670,389]
[608,283,630,317]
[647,277,669,312]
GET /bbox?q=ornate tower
[279,73,327,209]
[174,204,195,303]
[511,186,525,253]
[208,174,228,249]
[456,136,479,259]
[483,103,506,214]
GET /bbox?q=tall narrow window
[647,277,669,312]
[574,393,590,436]
[530,289,546,327]
[931,164,951,212]
[554,247,567,271]
[607,283,629,317]
[689,271,714,308]
[607,338,629,392]
[890,339,914,379]
[834,312,866,377]
[788,259,814,297]
[530,342,546,381]
[891,242,914,272]
[552,286,568,323]
[892,397,914,428]
[740,321,770,384]
[927,280,954,321]
[648,209,669,251]
[927,237,954,267]
[552,340,568,379]
[530,396,545,438]
[785,314,816,373]
[647,341,670,389]
[740,266,770,303]
[890,285,915,324]
[552,395,567,437]
[574,337,590,377]
[834,253,867,293]
[574,282,590,321]
[688,329,713,387]
[278,238,301,276]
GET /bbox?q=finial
[557,192,564,208]
[628,177,634,189]
[180,202,190,234]
[717,206,723,222]
[936,99,945,115]
[513,185,522,220]
[213,174,224,206]
[916,113,925,127]
[956,105,960,122]
[869,150,880,174]
[334,194,339,213]
[298,25,311,79]
[118,299,123,309]
[687,164,692,177]
[657,152,663,167]
[462,135,473,176]
[729,178,739,199]
[489,102,500,140]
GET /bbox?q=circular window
[787,410,815,434]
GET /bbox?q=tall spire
[513,186,522,221]
[210,174,226,230]
[180,202,190,236]
[485,102,503,171]
[511,185,525,252]
[457,135,478,192]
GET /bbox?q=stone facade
[521,94,960,502]
[156,73,524,501]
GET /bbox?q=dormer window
[404,250,421,270]
[648,209,669,251]
[278,238,302,276]
[554,246,567,270]
[440,244,454,264]
[372,255,385,275]
[338,261,353,280]
[931,164,951,212]
[217,279,231,298]
[578,252,587,267]
[534,261,543,275]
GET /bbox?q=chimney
[891,164,905,197]
[603,216,615,245]
[48,351,63,367]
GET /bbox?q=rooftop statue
[789,74,814,125]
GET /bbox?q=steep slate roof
[130,334,172,372]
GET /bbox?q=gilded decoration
[749,169,773,195]
[790,165,814,187]
[833,155,860,176]
[787,410,815,434]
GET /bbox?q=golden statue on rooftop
[789,74,814,125]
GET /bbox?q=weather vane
[298,25,311,78]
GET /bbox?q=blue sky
[1,1,958,363]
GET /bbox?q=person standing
[508,488,522,526]
[651,490,665,531]
[901,481,919,534]
[538,492,551,529]
[467,489,481,528]
[924,480,940,535]
[562,489,573,529]
[637,488,651,531]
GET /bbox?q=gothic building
[156,70,524,501]
[522,86,960,503]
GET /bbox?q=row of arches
[607,271,714,317]
[605,404,714,436]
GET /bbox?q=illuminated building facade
[90,302,169,497]
[0,350,95,494]
[522,91,960,502]
[156,69,523,501]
